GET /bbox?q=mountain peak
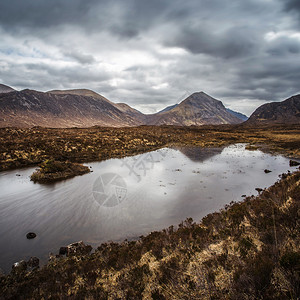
[181,91,224,108]
[147,91,242,126]
[0,84,15,94]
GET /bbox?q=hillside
[0,84,15,94]
[226,108,248,121]
[246,94,300,125]
[0,89,139,127]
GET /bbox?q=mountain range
[0,83,299,127]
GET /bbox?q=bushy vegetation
[1,170,299,299]
[1,124,300,173]
[30,159,90,183]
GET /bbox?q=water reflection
[175,146,223,162]
[0,144,297,273]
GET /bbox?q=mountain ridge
[4,84,296,128]
[0,84,15,94]
[246,94,300,125]
[0,89,138,127]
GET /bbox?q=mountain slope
[226,108,248,121]
[48,89,112,104]
[157,104,178,114]
[0,89,139,127]
[114,103,146,124]
[49,89,145,125]
[0,84,15,94]
[147,92,242,126]
[246,94,300,125]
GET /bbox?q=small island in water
[30,159,90,183]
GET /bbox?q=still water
[0,144,297,273]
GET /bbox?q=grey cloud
[0,61,112,91]
[0,0,299,115]
[0,0,103,29]
[285,0,300,12]
[165,26,257,59]
[267,36,300,55]
[64,51,96,65]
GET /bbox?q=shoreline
[1,167,299,298]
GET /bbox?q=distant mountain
[226,108,248,121]
[157,104,178,114]
[0,84,15,94]
[0,85,252,128]
[246,94,300,125]
[0,89,139,127]
[146,92,242,126]
[49,89,145,124]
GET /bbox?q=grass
[1,124,300,175]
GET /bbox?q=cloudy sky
[0,0,299,115]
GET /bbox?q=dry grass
[1,124,300,174]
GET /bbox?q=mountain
[49,89,145,125]
[146,92,242,126]
[0,84,15,94]
[0,86,248,128]
[157,104,178,114]
[246,94,300,125]
[0,89,140,127]
[226,108,248,121]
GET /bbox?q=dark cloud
[0,0,93,29]
[285,0,300,12]
[0,0,299,115]
[165,26,257,59]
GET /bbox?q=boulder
[289,160,300,167]
[12,260,27,273]
[27,257,39,269]
[62,241,93,256]
[26,232,37,239]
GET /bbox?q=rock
[65,241,93,256]
[26,232,36,239]
[27,257,39,269]
[241,195,246,197]
[255,188,263,193]
[264,169,272,173]
[12,260,27,273]
[59,246,68,255]
[289,160,300,167]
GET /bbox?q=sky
[0,0,300,115]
